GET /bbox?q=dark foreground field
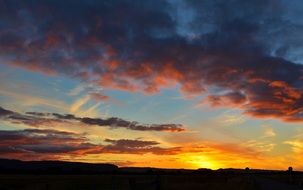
[1,173,303,190]
[1,159,303,190]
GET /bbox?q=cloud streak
[0,106,185,132]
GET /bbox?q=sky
[0,0,303,170]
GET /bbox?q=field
[1,173,303,190]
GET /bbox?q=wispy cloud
[70,95,90,114]
[263,126,276,138]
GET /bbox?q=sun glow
[182,154,220,169]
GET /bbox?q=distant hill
[0,158,297,175]
[0,158,118,174]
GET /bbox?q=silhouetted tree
[288,166,293,173]
[288,166,293,183]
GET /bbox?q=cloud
[70,95,90,114]
[284,140,303,154]
[104,139,159,147]
[69,83,110,103]
[263,126,276,138]
[0,128,182,160]
[217,112,246,127]
[206,91,247,107]
[0,129,91,160]
[1,106,185,132]
[96,138,181,155]
[0,107,14,116]
[89,93,110,102]
[80,117,184,132]
[0,128,276,168]
[245,140,275,152]
[0,0,303,122]
[0,128,262,160]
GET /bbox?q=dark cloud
[207,91,247,107]
[101,138,181,155]
[0,0,303,122]
[0,129,90,156]
[0,128,181,160]
[80,117,184,132]
[0,107,14,117]
[104,139,160,147]
[0,106,185,132]
[26,112,51,117]
[51,113,77,120]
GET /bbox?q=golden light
[181,154,220,169]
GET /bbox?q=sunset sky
[1,0,303,170]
